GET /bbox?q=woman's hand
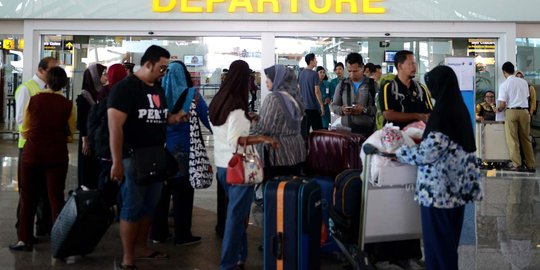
[82,136,91,156]
[265,137,279,149]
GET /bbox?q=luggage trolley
[330,144,422,270]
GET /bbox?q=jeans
[217,167,254,270]
[119,157,163,222]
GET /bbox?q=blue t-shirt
[298,69,320,110]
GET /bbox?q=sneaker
[9,241,33,252]
[151,233,173,244]
[175,236,202,246]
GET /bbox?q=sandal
[117,263,137,270]
[135,251,169,260]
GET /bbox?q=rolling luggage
[307,130,364,177]
[51,188,114,260]
[313,176,340,253]
[264,178,322,270]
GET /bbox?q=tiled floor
[0,130,539,269]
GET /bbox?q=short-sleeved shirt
[380,78,433,128]
[497,75,529,108]
[108,75,168,150]
[298,69,320,110]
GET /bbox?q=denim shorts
[119,157,163,222]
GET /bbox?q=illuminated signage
[43,41,62,50]
[152,0,385,14]
[18,39,24,50]
[3,39,15,50]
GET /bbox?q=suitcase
[307,130,364,177]
[51,188,114,259]
[264,178,322,270]
[330,169,363,244]
[312,176,340,253]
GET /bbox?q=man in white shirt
[14,57,59,237]
[497,61,536,172]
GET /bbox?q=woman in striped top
[256,65,306,178]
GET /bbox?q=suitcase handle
[272,232,284,259]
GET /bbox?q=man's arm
[497,101,507,112]
[15,85,30,126]
[108,108,127,182]
[314,85,324,116]
[383,110,429,123]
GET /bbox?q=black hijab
[423,65,476,152]
[209,60,251,126]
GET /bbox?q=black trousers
[301,109,324,139]
[421,205,465,270]
[16,148,52,235]
[152,175,196,242]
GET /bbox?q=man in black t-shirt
[108,45,188,269]
[380,50,433,129]
[372,50,433,269]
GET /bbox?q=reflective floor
[0,131,539,269]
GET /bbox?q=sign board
[445,57,476,128]
[3,39,15,50]
[43,41,62,50]
[64,40,74,50]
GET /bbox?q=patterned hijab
[424,65,475,152]
[162,61,196,112]
[264,65,305,129]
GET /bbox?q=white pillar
[260,32,275,103]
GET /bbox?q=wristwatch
[362,107,368,114]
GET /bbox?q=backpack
[329,169,363,243]
[87,99,110,159]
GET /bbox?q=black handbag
[131,145,168,185]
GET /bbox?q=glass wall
[516,38,540,126]
[40,35,263,104]
[275,37,497,94]
[1,35,24,127]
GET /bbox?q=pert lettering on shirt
[152,0,386,14]
[138,108,169,124]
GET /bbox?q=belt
[507,107,528,110]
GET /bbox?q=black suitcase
[264,178,322,270]
[51,188,114,259]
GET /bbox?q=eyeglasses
[159,66,168,74]
[485,95,495,98]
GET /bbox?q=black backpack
[87,98,110,159]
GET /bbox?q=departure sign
[152,0,385,14]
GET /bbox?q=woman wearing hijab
[209,60,278,270]
[395,65,483,270]
[86,63,128,190]
[316,66,334,129]
[76,63,107,189]
[151,61,210,246]
[256,64,305,178]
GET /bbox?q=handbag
[188,99,213,189]
[226,141,264,185]
[130,145,167,185]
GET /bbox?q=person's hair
[46,67,68,92]
[485,90,495,97]
[316,66,328,81]
[38,57,57,71]
[364,62,376,73]
[502,62,515,74]
[140,45,170,66]
[345,52,364,67]
[394,50,414,68]
[374,64,382,70]
[334,62,344,71]
[305,53,315,66]
[171,60,194,88]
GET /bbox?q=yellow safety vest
[15,80,41,148]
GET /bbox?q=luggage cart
[330,144,422,270]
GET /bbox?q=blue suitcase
[264,178,322,270]
[313,176,340,253]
